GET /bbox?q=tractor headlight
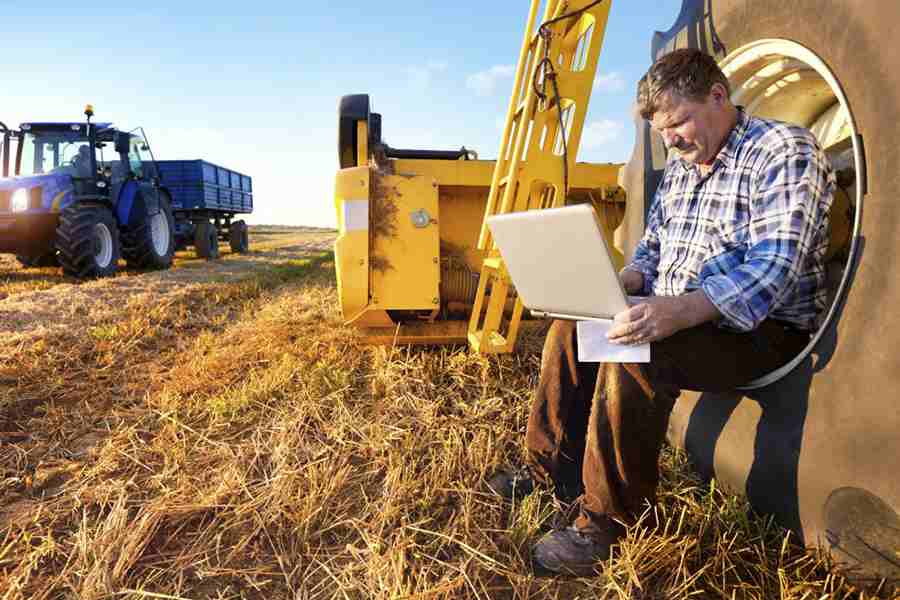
[10,189,29,213]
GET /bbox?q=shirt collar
[675,107,749,174]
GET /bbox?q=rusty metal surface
[624,0,900,582]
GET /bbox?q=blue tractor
[0,106,249,278]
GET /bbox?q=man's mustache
[667,139,694,152]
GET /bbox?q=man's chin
[677,149,703,164]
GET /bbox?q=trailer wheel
[56,203,121,278]
[194,220,219,259]
[228,220,249,254]
[122,191,175,270]
[16,251,59,268]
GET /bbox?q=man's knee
[541,319,577,373]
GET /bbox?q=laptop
[486,203,631,322]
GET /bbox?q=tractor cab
[9,122,113,197]
[5,120,157,191]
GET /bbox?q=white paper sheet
[576,320,650,363]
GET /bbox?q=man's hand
[607,290,721,345]
[619,269,645,295]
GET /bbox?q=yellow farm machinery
[335,0,624,352]
[333,0,900,585]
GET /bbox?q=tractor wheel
[194,220,219,259]
[338,94,370,169]
[16,251,59,268]
[122,191,175,270]
[228,220,249,254]
[55,203,121,278]
[623,0,900,582]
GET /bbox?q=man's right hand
[619,269,644,295]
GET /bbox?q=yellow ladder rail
[469,0,614,354]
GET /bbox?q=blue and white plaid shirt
[626,109,835,332]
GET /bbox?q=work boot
[532,522,623,577]
[487,467,584,505]
[486,467,535,501]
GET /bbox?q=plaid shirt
[626,109,835,332]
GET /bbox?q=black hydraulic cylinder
[383,147,469,160]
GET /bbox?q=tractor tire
[194,220,219,259]
[122,191,175,270]
[16,251,59,268]
[620,0,900,582]
[55,203,121,278]
[228,220,249,254]
[338,94,370,169]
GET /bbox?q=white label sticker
[343,200,368,232]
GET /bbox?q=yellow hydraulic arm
[468,0,616,354]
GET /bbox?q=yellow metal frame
[468,0,615,353]
[334,165,371,323]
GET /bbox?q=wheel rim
[150,212,170,256]
[94,223,114,268]
[720,39,865,389]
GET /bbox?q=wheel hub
[93,223,114,268]
[150,212,170,256]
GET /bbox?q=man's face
[649,87,728,165]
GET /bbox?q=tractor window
[59,141,94,177]
[18,138,37,175]
[39,143,57,173]
[18,131,94,177]
[127,131,155,179]
[97,143,128,185]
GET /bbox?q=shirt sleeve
[624,174,667,295]
[700,139,833,331]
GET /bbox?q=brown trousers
[525,318,808,536]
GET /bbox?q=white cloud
[582,119,625,149]
[594,71,626,93]
[466,64,515,96]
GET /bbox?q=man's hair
[636,48,731,119]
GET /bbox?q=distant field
[250,224,337,234]
[0,228,882,599]
[0,227,335,304]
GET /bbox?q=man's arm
[699,137,833,331]
[619,268,645,295]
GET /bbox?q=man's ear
[710,82,729,106]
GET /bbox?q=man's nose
[664,132,685,150]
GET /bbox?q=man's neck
[697,105,740,176]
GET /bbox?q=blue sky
[2,1,683,227]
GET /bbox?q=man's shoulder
[742,115,820,154]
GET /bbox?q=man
[490,48,835,576]
[70,145,94,178]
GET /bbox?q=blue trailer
[152,160,253,258]
[0,106,253,278]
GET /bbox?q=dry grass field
[0,228,892,599]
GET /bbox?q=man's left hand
[607,290,722,345]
